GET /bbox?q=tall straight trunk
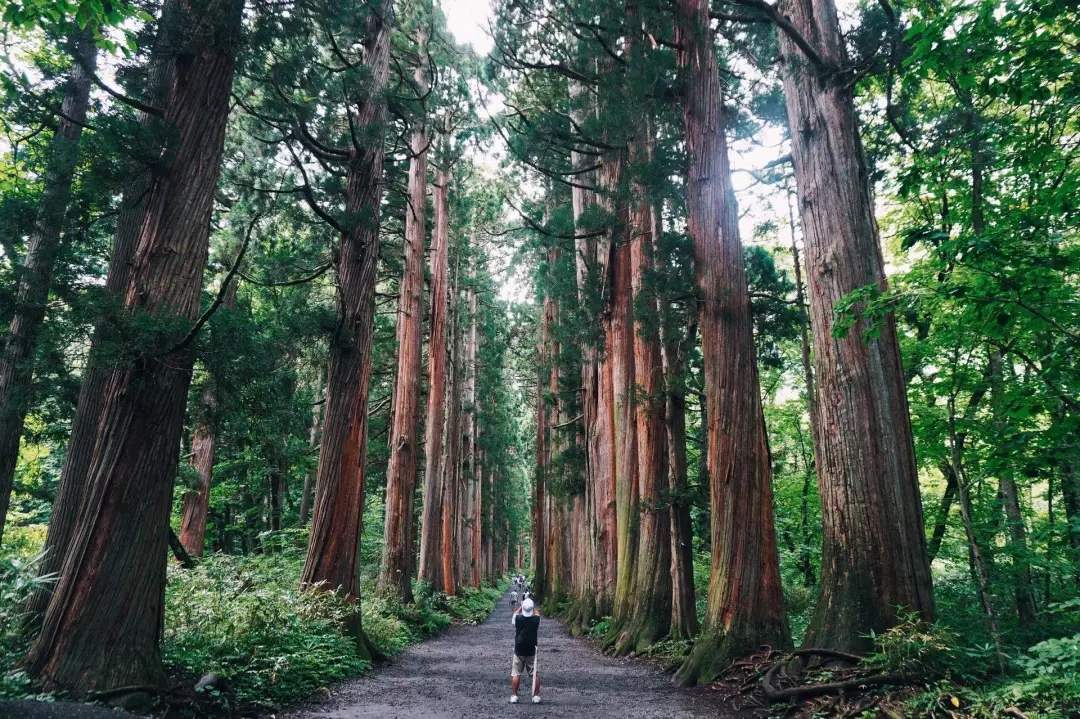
[777,0,935,652]
[299,365,326,526]
[594,318,617,613]
[674,0,790,684]
[179,278,238,556]
[301,0,393,657]
[418,165,451,591]
[464,281,478,586]
[609,231,638,627]
[441,264,462,595]
[532,313,549,600]
[569,76,599,627]
[620,116,671,653]
[664,308,699,640]
[0,29,95,543]
[379,31,428,601]
[472,373,483,587]
[32,13,180,613]
[26,1,242,694]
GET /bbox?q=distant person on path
[510,598,541,704]
[510,588,518,608]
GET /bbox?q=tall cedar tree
[30,9,178,613]
[26,0,243,694]
[777,0,935,651]
[379,25,430,603]
[418,163,451,592]
[0,29,94,543]
[672,0,791,685]
[300,0,394,654]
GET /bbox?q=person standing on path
[510,598,541,704]
[510,588,518,608]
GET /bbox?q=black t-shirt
[513,614,540,657]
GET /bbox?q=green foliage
[163,550,370,706]
[0,538,49,700]
[161,546,505,708]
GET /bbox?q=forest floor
[287,590,740,718]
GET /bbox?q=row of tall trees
[0,0,531,697]
[496,0,1079,688]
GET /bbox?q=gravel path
[289,591,734,718]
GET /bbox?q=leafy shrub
[163,550,370,706]
[865,615,973,678]
[0,545,50,700]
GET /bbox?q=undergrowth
[1,530,505,710]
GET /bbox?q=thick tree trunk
[31,14,181,611]
[0,30,94,543]
[301,0,392,661]
[777,0,935,652]
[569,76,599,629]
[441,260,462,595]
[532,312,549,600]
[464,282,479,587]
[379,33,428,601]
[299,366,325,527]
[26,1,242,695]
[418,165,451,592]
[673,0,790,685]
[664,313,699,641]
[620,120,671,653]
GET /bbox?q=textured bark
[301,0,393,650]
[31,16,178,614]
[674,0,790,685]
[441,259,462,595]
[532,311,549,600]
[570,76,599,628]
[609,229,638,627]
[0,30,94,543]
[179,279,237,557]
[663,311,699,641]
[465,282,479,587]
[26,1,242,694]
[620,118,671,653]
[777,0,935,652]
[379,32,428,601]
[299,366,325,527]
[418,166,451,591]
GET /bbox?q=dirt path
[290,591,734,718]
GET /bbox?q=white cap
[521,598,535,616]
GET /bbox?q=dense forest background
[0,0,1078,716]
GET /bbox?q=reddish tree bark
[673,0,790,684]
[379,30,429,601]
[418,165,451,592]
[620,116,672,653]
[531,305,549,600]
[0,29,94,543]
[608,230,638,628]
[301,0,393,659]
[777,0,935,652]
[441,258,462,595]
[26,1,243,694]
[567,76,602,628]
[179,279,238,557]
[30,17,178,615]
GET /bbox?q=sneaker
[531,696,541,704]
[509,695,518,704]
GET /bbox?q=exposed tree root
[761,655,906,703]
